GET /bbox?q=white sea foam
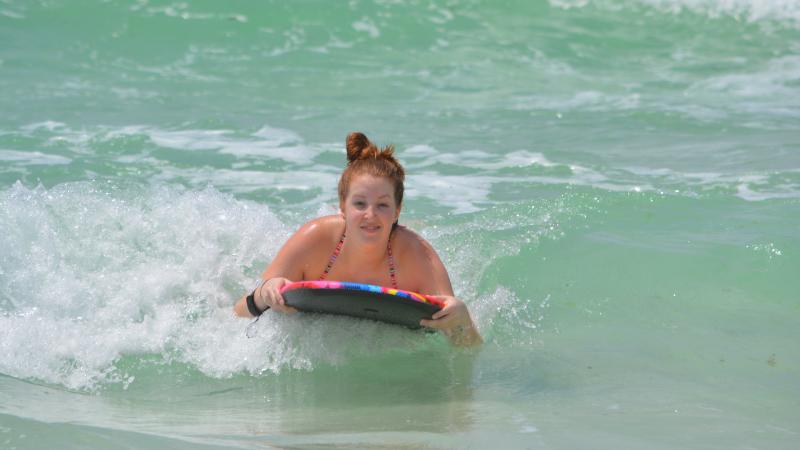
[513,51,798,123]
[691,55,800,103]
[405,145,558,171]
[641,0,800,24]
[0,182,438,390]
[403,144,439,158]
[9,121,799,213]
[252,125,303,147]
[352,17,381,38]
[428,6,455,24]
[147,129,230,151]
[513,91,642,112]
[20,121,67,133]
[736,181,800,201]
[0,150,71,165]
[17,122,321,165]
[486,150,559,169]
[110,87,160,100]
[1,9,25,19]
[134,2,247,22]
[620,166,800,201]
[150,125,320,163]
[155,167,339,199]
[408,173,496,214]
[549,0,800,26]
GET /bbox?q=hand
[255,277,298,314]
[419,295,478,339]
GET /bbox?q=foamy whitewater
[1,0,798,448]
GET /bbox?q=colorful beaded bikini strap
[319,230,399,290]
[319,232,346,280]
[387,237,398,289]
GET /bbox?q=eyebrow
[352,194,391,199]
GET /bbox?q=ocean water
[1,0,799,448]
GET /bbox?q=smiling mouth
[361,225,381,232]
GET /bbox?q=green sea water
[1,0,799,448]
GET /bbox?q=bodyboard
[281,281,443,329]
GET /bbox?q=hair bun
[338,132,405,206]
[346,132,378,162]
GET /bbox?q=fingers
[271,303,297,314]
[255,278,294,313]
[431,297,458,320]
[421,308,454,329]
[266,287,286,308]
[254,282,271,311]
[265,296,295,314]
[420,318,445,329]
[421,297,471,332]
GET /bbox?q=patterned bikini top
[319,230,398,289]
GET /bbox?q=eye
[378,203,389,209]
[353,200,366,208]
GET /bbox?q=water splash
[0,182,444,390]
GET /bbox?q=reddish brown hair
[338,132,405,207]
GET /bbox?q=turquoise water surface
[1,0,799,448]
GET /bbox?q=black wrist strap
[246,290,269,317]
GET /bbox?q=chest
[321,259,395,287]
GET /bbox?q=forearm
[233,294,252,317]
[445,319,482,347]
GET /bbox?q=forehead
[348,174,394,196]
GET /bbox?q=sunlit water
[1,0,799,448]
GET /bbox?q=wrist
[246,280,271,316]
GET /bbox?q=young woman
[234,132,481,346]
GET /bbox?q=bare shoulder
[294,215,344,243]
[278,215,343,261]
[393,226,442,265]
[262,215,343,280]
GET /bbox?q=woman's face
[341,174,400,243]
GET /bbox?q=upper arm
[408,233,455,296]
[260,218,329,281]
